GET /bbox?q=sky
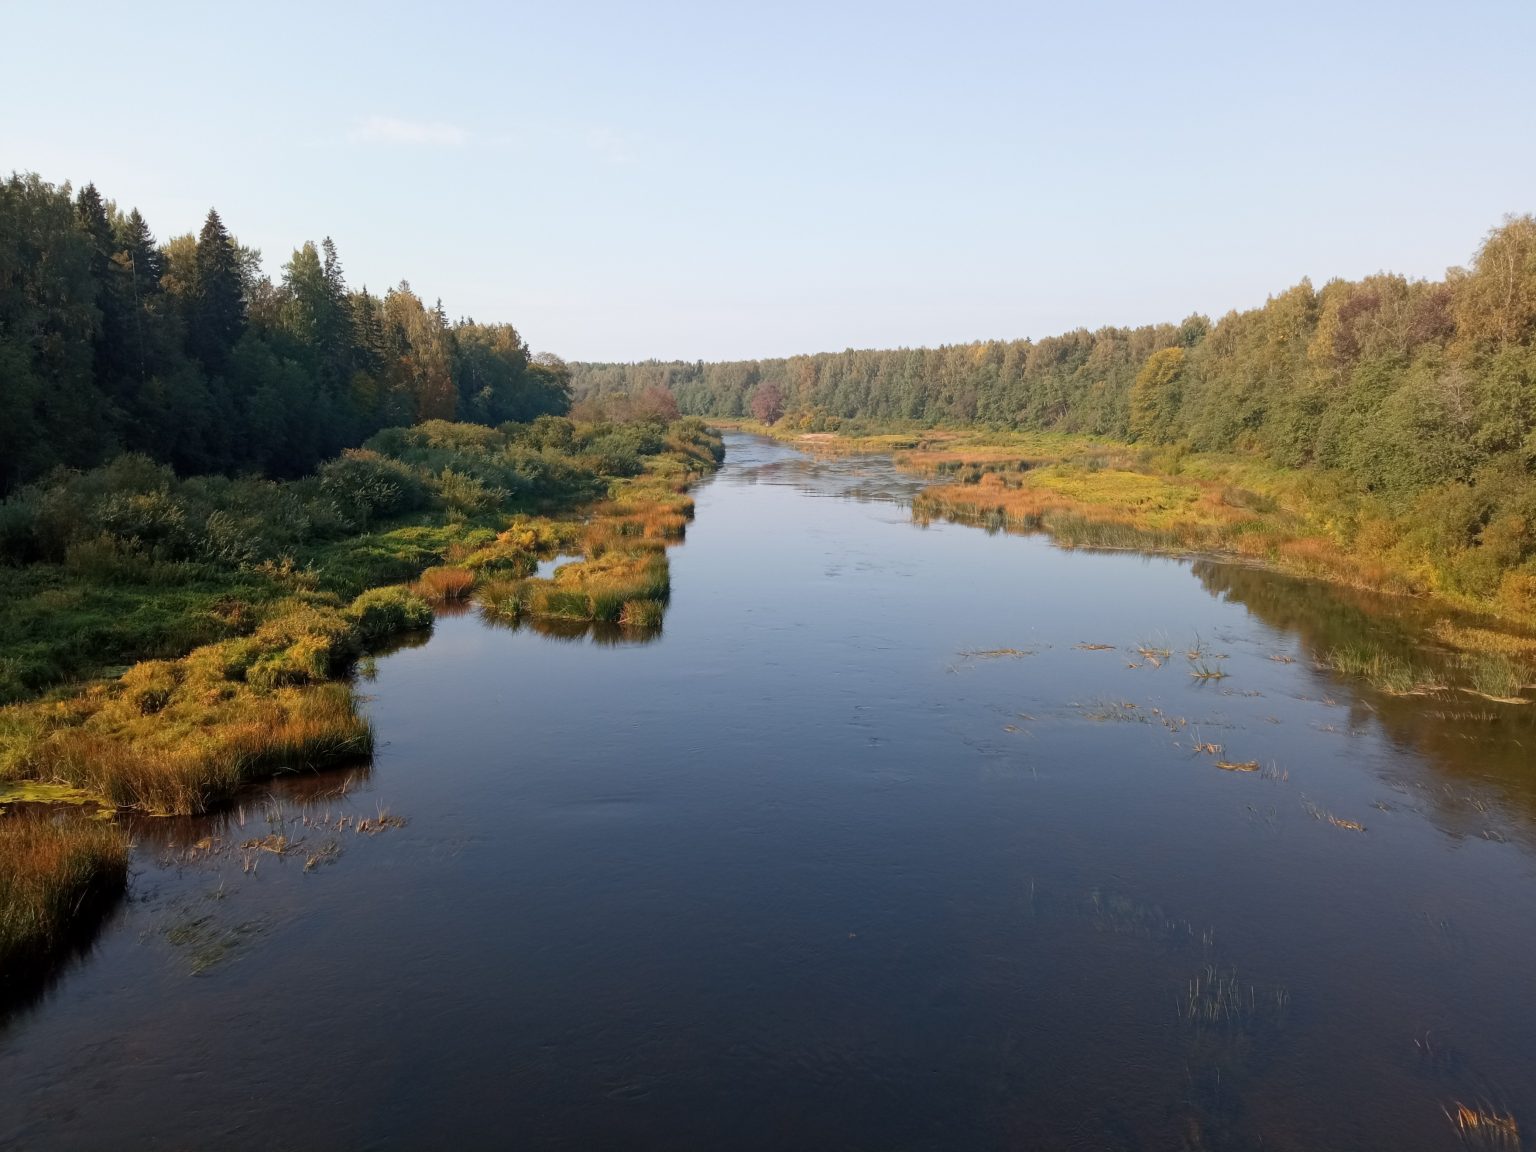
[4,0,1533,362]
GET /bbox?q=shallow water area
[4,433,1535,1150]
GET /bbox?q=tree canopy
[0,172,569,492]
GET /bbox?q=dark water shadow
[0,817,128,1027]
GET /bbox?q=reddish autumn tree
[750,381,785,424]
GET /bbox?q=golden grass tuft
[413,565,477,603]
[0,811,128,970]
[618,599,665,629]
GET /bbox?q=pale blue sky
[5,0,1532,361]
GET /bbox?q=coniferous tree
[116,209,163,291]
[108,208,164,396]
[74,183,134,398]
[0,171,575,491]
[191,208,245,372]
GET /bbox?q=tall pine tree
[191,208,245,372]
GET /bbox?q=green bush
[318,449,428,527]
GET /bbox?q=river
[4,433,1534,1150]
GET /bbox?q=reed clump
[618,599,666,629]
[1321,643,1439,695]
[523,548,671,625]
[0,811,129,973]
[1462,653,1531,702]
[1444,1101,1521,1152]
[412,565,477,603]
[475,468,689,633]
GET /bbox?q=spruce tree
[73,183,114,281]
[318,236,354,389]
[191,208,245,372]
[74,182,133,391]
[116,209,163,294]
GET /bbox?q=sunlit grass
[0,812,128,971]
[0,419,723,994]
[412,565,477,603]
[882,431,1536,630]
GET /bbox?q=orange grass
[413,565,477,602]
[0,811,128,970]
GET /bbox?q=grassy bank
[724,422,1536,682]
[0,416,721,967]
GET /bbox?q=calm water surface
[4,434,1536,1150]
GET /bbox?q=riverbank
[0,417,722,985]
[714,421,1536,681]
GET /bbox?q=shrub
[318,449,428,527]
[434,468,506,515]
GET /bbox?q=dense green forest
[1,172,569,492]
[572,215,1536,514]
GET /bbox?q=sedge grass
[0,812,128,973]
[413,565,477,603]
[1462,653,1530,702]
[1321,643,1438,695]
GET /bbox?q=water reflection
[5,433,1536,1151]
[475,606,664,646]
[1194,560,1536,843]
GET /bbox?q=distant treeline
[572,215,1536,509]
[1,172,570,492]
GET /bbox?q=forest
[1,172,570,493]
[571,216,1536,597]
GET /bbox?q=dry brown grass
[1444,1101,1521,1151]
[0,811,128,969]
[413,565,477,602]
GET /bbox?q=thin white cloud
[353,116,469,147]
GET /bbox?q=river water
[4,433,1535,1150]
